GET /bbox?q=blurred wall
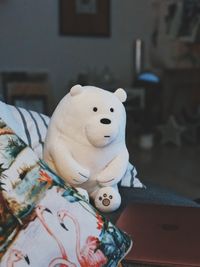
[0,0,154,107]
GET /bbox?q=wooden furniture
[5,82,49,114]
[1,72,52,115]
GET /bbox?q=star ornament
[157,116,186,146]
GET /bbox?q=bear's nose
[100,118,111,124]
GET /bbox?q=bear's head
[51,85,127,148]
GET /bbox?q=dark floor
[127,135,200,201]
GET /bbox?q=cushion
[0,117,132,266]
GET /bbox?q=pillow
[0,117,132,266]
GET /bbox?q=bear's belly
[72,148,113,175]
[70,142,124,175]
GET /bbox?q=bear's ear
[114,88,127,103]
[70,84,83,96]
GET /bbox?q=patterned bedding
[0,117,132,266]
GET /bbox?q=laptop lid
[116,203,200,267]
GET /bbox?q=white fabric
[120,162,144,188]
[0,101,49,158]
[0,100,26,140]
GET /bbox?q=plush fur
[43,85,129,212]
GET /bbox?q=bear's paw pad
[94,187,121,213]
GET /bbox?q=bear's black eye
[110,108,114,112]
[93,107,98,112]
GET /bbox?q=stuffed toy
[43,84,129,212]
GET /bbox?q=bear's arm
[46,141,90,185]
[96,148,129,186]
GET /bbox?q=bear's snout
[100,118,111,125]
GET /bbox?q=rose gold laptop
[116,203,200,267]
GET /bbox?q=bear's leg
[94,185,121,213]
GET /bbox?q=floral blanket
[0,118,132,266]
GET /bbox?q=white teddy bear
[43,85,129,212]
